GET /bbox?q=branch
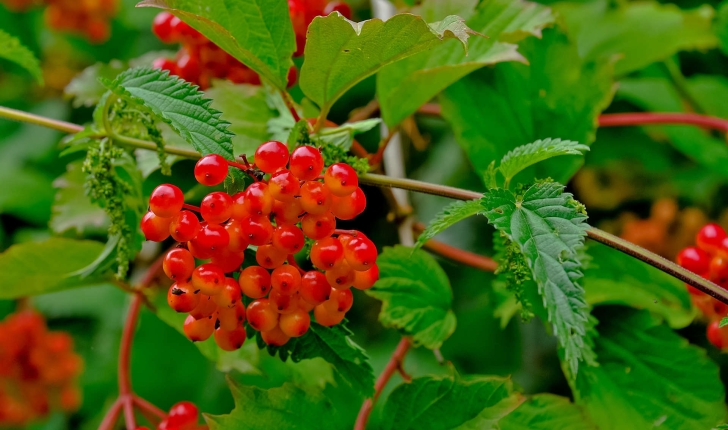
[354,338,411,430]
[598,112,728,133]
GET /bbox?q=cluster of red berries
[150,1,350,89]
[1,0,117,43]
[0,311,82,426]
[137,401,206,430]
[676,223,728,349]
[141,141,377,348]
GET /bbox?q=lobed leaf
[483,182,591,375]
[0,29,42,83]
[499,394,596,430]
[415,200,484,251]
[366,246,456,349]
[498,139,589,186]
[50,162,108,236]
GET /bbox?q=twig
[286,255,306,276]
[349,99,381,122]
[369,125,400,167]
[412,223,497,272]
[598,112,728,133]
[98,398,124,430]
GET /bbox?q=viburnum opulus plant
[2,0,728,429]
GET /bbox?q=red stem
[119,294,142,396]
[412,223,497,272]
[226,160,260,182]
[286,255,306,275]
[183,203,200,212]
[598,112,728,132]
[354,338,411,430]
[123,396,136,430]
[98,398,124,430]
[333,229,359,236]
[134,395,167,422]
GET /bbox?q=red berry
[191,224,230,256]
[243,182,274,216]
[176,51,201,83]
[324,163,358,197]
[261,326,290,346]
[289,146,324,181]
[149,184,184,218]
[301,212,336,240]
[272,198,303,225]
[287,66,298,88]
[272,225,305,254]
[189,294,217,320]
[300,271,331,305]
[201,191,234,224]
[152,12,176,43]
[211,247,245,272]
[310,237,344,269]
[167,402,199,427]
[183,314,214,342]
[269,170,301,202]
[255,244,288,269]
[214,325,247,351]
[268,290,301,314]
[217,301,246,331]
[239,266,272,299]
[169,210,201,242]
[300,181,332,215]
[323,288,353,313]
[195,154,229,186]
[242,215,274,246]
[141,211,172,242]
[254,141,289,173]
[709,256,728,285]
[707,320,726,349]
[191,263,226,296]
[187,239,212,260]
[343,235,377,271]
[212,278,243,309]
[314,304,345,327]
[246,299,278,331]
[167,281,200,313]
[326,260,355,290]
[331,188,366,220]
[324,1,351,19]
[152,58,178,75]
[225,220,250,253]
[279,310,310,338]
[163,248,195,281]
[299,299,316,312]
[271,265,302,295]
[697,223,727,253]
[353,264,379,290]
[677,246,711,275]
[231,192,250,220]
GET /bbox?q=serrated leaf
[103,67,235,160]
[573,308,727,430]
[583,243,694,328]
[0,29,42,83]
[206,377,349,430]
[720,317,728,328]
[498,139,589,187]
[315,118,381,150]
[415,200,484,251]
[300,12,477,120]
[50,162,108,236]
[137,0,295,90]
[483,182,590,375]
[0,238,107,299]
[441,27,615,185]
[378,0,554,127]
[380,374,524,430]
[366,246,456,349]
[558,0,718,76]
[499,394,596,430]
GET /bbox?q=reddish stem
[183,203,200,212]
[123,396,136,430]
[134,395,167,421]
[98,398,124,430]
[287,255,306,275]
[369,127,399,167]
[227,160,260,182]
[119,295,141,396]
[354,338,411,430]
[417,103,442,117]
[333,229,359,236]
[598,112,728,132]
[351,140,371,159]
[413,223,497,272]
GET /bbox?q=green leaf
[415,200,484,251]
[0,238,107,299]
[483,182,591,375]
[499,394,595,430]
[300,12,477,120]
[65,61,128,108]
[0,29,42,83]
[498,139,589,187]
[557,0,718,76]
[573,308,727,430]
[206,378,349,430]
[315,118,381,150]
[366,246,456,349]
[440,27,615,185]
[417,0,480,21]
[718,1,728,55]
[378,0,554,127]
[207,81,276,158]
[103,67,235,159]
[50,162,108,236]
[582,243,694,329]
[380,374,524,430]
[137,0,295,90]
[720,317,728,328]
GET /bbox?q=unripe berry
[289,146,324,181]
[301,212,336,240]
[167,401,199,427]
[279,310,310,338]
[314,304,345,327]
[212,278,243,309]
[141,212,172,242]
[191,263,226,296]
[323,288,353,313]
[243,182,274,216]
[300,181,332,215]
[677,246,711,275]
[324,163,358,197]
[239,266,272,299]
[697,223,727,253]
[269,170,301,202]
[254,141,289,173]
[217,301,246,331]
[242,215,274,246]
[163,248,195,281]
[169,210,201,242]
[300,271,331,305]
[326,260,355,290]
[310,237,344,269]
[353,264,379,290]
[214,325,247,351]
[201,192,234,224]
[343,235,377,271]
[183,314,214,342]
[189,295,218,320]
[268,290,301,314]
[272,225,305,254]
[271,265,302,295]
[331,188,366,220]
[190,224,230,256]
[256,244,287,269]
[150,184,185,218]
[167,282,200,313]
[194,154,228,186]
[261,325,290,346]
[247,299,278,332]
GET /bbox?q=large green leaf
[103,67,235,159]
[718,1,728,55]
[300,12,477,121]
[206,378,349,430]
[498,139,589,187]
[377,0,554,127]
[0,29,42,83]
[483,182,591,375]
[0,238,107,299]
[440,27,615,185]
[573,308,726,430]
[499,394,596,430]
[415,200,484,251]
[583,243,694,329]
[50,162,108,236]
[380,375,524,430]
[366,246,457,349]
[558,0,718,76]
[137,0,295,90]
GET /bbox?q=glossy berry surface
[246,299,278,332]
[191,263,225,296]
[141,212,172,242]
[677,246,711,275]
[254,141,289,173]
[167,282,200,313]
[300,271,331,305]
[279,310,311,337]
[271,265,302,295]
[167,401,199,427]
[169,210,201,242]
[194,154,228,186]
[261,326,290,346]
[697,223,727,253]
[289,146,324,180]
[163,248,195,281]
[272,225,305,254]
[201,191,234,224]
[150,184,184,218]
[324,163,359,197]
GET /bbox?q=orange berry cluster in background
[0,310,83,426]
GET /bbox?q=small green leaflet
[414,200,484,251]
[483,182,591,375]
[379,375,524,430]
[315,118,381,150]
[498,139,588,187]
[137,0,295,90]
[102,67,235,159]
[720,317,728,328]
[0,29,42,83]
[366,246,456,349]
